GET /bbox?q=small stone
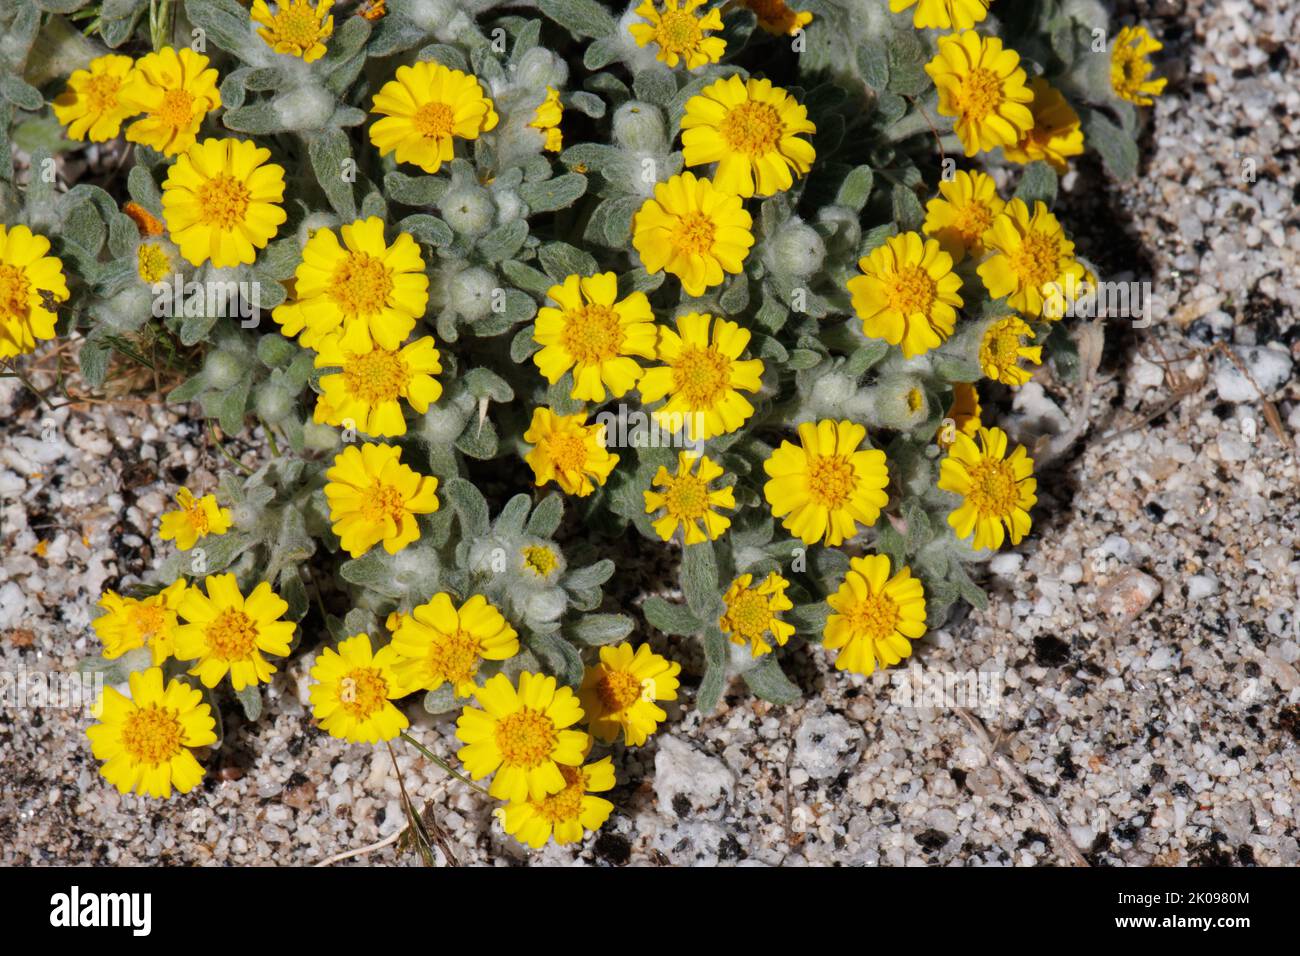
[1214,346,1292,402]
[654,736,735,821]
[793,713,865,780]
[1099,570,1162,622]
[1187,575,1220,601]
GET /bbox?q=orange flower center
[726,588,774,642]
[534,765,586,823]
[672,345,730,407]
[330,251,394,318]
[85,73,123,115]
[361,482,408,525]
[339,666,390,720]
[672,211,716,256]
[129,602,169,640]
[847,590,899,642]
[561,304,624,365]
[206,609,259,660]
[197,175,251,230]
[957,68,1005,121]
[522,545,558,578]
[597,669,643,712]
[1009,229,1065,291]
[270,2,327,48]
[121,704,184,765]
[184,501,210,534]
[0,264,31,319]
[966,456,1019,517]
[413,101,456,139]
[663,472,709,522]
[494,709,557,769]
[157,88,195,129]
[546,432,591,475]
[950,200,995,246]
[720,100,783,155]
[806,453,855,509]
[655,11,704,54]
[884,264,937,316]
[342,347,410,405]
[425,629,482,689]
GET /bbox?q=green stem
[399,731,490,796]
[208,419,255,476]
[258,416,282,457]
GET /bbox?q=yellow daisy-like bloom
[922,169,1004,262]
[87,667,217,798]
[174,574,296,691]
[628,0,726,70]
[52,54,136,142]
[502,757,616,850]
[719,571,796,658]
[938,381,981,450]
[847,231,964,359]
[638,311,764,442]
[680,75,816,199]
[938,426,1037,551]
[632,171,755,298]
[158,487,232,552]
[273,217,428,351]
[528,86,564,153]
[977,198,1086,316]
[390,593,519,699]
[730,0,812,36]
[523,407,619,498]
[160,138,286,268]
[0,224,69,361]
[456,671,589,802]
[1003,78,1085,175]
[643,451,735,545]
[369,61,499,175]
[308,633,410,744]
[926,31,1033,157]
[137,242,172,284]
[313,324,443,438]
[763,420,890,547]
[823,555,927,676]
[889,0,988,29]
[579,642,681,747]
[1111,25,1167,106]
[92,580,188,666]
[250,0,335,63]
[532,272,657,402]
[980,316,1042,386]
[119,47,222,157]
[323,443,440,558]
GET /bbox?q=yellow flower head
[369,61,499,174]
[456,671,589,802]
[632,171,755,297]
[629,0,726,69]
[731,0,813,36]
[313,323,443,438]
[273,217,428,351]
[979,315,1042,386]
[938,425,1037,551]
[926,31,1033,157]
[323,442,440,558]
[174,574,296,691]
[1003,79,1085,174]
[250,0,335,63]
[308,633,410,744]
[847,231,964,359]
[136,242,172,284]
[719,571,795,658]
[528,86,564,152]
[579,642,680,746]
[938,381,981,449]
[922,169,1005,262]
[92,580,188,666]
[523,407,619,498]
[390,593,519,698]
[643,451,736,544]
[0,224,69,360]
[158,487,232,551]
[502,757,616,850]
[977,198,1086,316]
[521,544,561,580]
[87,667,217,798]
[889,0,988,30]
[1111,25,1167,106]
[763,420,890,547]
[680,75,816,198]
[119,47,222,157]
[52,54,136,142]
[532,272,657,402]
[823,555,927,676]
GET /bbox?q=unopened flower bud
[613,101,666,153]
[440,184,495,236]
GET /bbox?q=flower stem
[399,731,490,796]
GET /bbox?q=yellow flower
[160,138,286,268]
[158,487,232,551]
[823,555,927,676]
[1111,25,1167,106]
[119,47,222,157]
[502,757,616,850]
[763,420,890,547]
[979,316,1042,386]
[532,272,657,402]
[308,633,410,744]
[889,0,988,29]
[938,381,981,449]
[174,574,296,691]
[579,642,680,746]
[272,217,428,351]
[926,31,1033,157]
[632,171,754,297]
[456,672,589,801]
[52,54,136,142]
[922,169,1004,262]
[87,667,217,798]
[523,407,619,497]
[250,0,335,63]
[938,425,1037,550]
[313,324,443,438]
[977,198,1086,316]
[528,86,564,152]
[680,75,816,198]
[730,0,812,36]
[323,443,440,558]
[628,0,726,69]
[136,242,172,284]
[92,580,188,665]
[390,593,519,698]
[0,224,69,360]
[521,544,560,580]
[637,311,764,441]
[369,61,498,174]
[643,451,735,544]
[1003,78,1084,174]
[719,572,795,658]
[847,231,963,359]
